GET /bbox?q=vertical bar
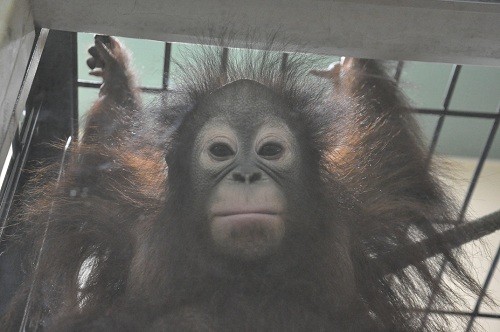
[221,47,229,80]
[28,30,78,157]
[427,65,462,158]
[163,43,172,90]
[419,64,462,330]
[394,61,404,83]
[71,33,79,138]
[280,53,289,74]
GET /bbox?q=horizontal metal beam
[32,0,500,66]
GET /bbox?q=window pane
[435,117,494,158]
[450,66,500,114]
[399,61,453,109]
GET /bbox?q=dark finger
[88,46,99,58]
[87,57,97,69]
[95,40,114,63]
[95,34,112,46]
[87,56,104,68]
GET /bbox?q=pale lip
[211,209,280,217]
[214,212,278,221]
[211,210,283,225]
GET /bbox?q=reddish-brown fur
[1,36,481,331]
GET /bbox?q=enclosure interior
[1,24,500,332]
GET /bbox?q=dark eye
[209,143,234,159]
[258,143,283,159]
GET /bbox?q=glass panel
[399,61,453,109]
[78,87,99,121]
[228,46,284,68]
[169,43,217,90]
[169,43,339,90]
[434,117,493,158]
[449,65,500,114]
[414,113,439,148]
[307,53,340,70]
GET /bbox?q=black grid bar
[221,47,229,80]
[420,68,500,330]
[420,64,463,330]
[394,61,404,83]
[280,53,289,73]
[77,78,500,122]
[416,108,500,119]
[428,65,462,158]
[70,33,79,138]
[163,43,172,90]
[413,309,500,319]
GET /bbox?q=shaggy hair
[1,36,480,331]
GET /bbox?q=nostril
[232,172,246,182]
[232,172,262,183]
[249,172,262,183]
